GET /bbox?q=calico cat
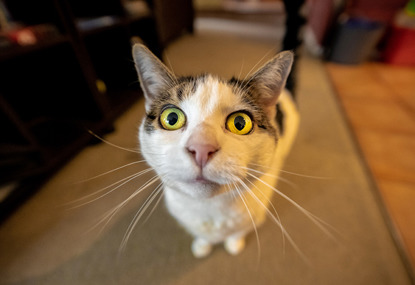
[132,44,299,258]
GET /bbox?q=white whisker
[66,168,154,208]
[88,130,140,154]
[249,163,330,180]
[235,177,309,263]
[246,172,337,240]
[242,47,277,82]
[119,179,163,252]
[237,58,245,80]
[242,166,299,191]
[141,189,165,225]
[232,181,261,264]
[241,177,286,254]
[90,175,160,237]
[280,169,331,180]
[243,166,278,178]
[163,52,177,79]
[276,176,300,191]
[226,183,238,201]
[74,160,147,184]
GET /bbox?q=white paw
[191,238,212,258]
[224,237,245,255]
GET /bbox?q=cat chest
[164,190,249,236]
[197,212,243,233]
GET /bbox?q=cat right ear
[132,44,175,111]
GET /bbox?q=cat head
[132,44,293,198]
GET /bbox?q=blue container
[329,17,385,64]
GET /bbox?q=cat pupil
[167,112,178,125]
[234,116,245,131]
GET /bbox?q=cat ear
[248,51,294,108]
[132,44,176,111]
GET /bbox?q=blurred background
[0,0,414,284]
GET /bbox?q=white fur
[139,80,299,257]
[133,44,297,257]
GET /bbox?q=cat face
[133,44,293,198]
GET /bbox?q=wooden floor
[326,62,415,269]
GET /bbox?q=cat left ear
[132,44,176,111]
[248,51,294,108]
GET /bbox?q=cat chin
[169,180,229,199]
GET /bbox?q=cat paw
[224,236,245,255]
[191,238,212,258]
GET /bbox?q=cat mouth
[191,175,219,186]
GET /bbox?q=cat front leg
[191,236,246,257]
[191,237,213,258]
[224,233,246,255]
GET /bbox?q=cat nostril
[187,144,219,167]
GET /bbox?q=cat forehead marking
[181,75,237,119]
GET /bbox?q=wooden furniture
[0,0,193,220]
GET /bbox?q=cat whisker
[66,168,154,208]
[237,47,279,94]
[277,176,300,191]
[141,188,165,225]
[232,181,261,263]
[242,166,341,244]
[87,130,140,154]
[160,76,176,91]
[235,177,310,263]
[242,166,279,179]
[74,160,147,184]
[242,166,300,191]
[163,53,173,71]
[249,163,331,180]
[237,58,245,81]
[226,182,239,202]
[127,79,140,88]
[89,175,161,237]
[241,47,277,83]
[246,172,337,241]
[240,177,286,254]
[279,169,331,180]
[166,62,180,86]
[119,179,163,253]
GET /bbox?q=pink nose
[187,144,219,168]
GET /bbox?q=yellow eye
[226,112,253,135]
[160,107,186,130]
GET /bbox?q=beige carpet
[0,18,412,285]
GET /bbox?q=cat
[132,43,299,258]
